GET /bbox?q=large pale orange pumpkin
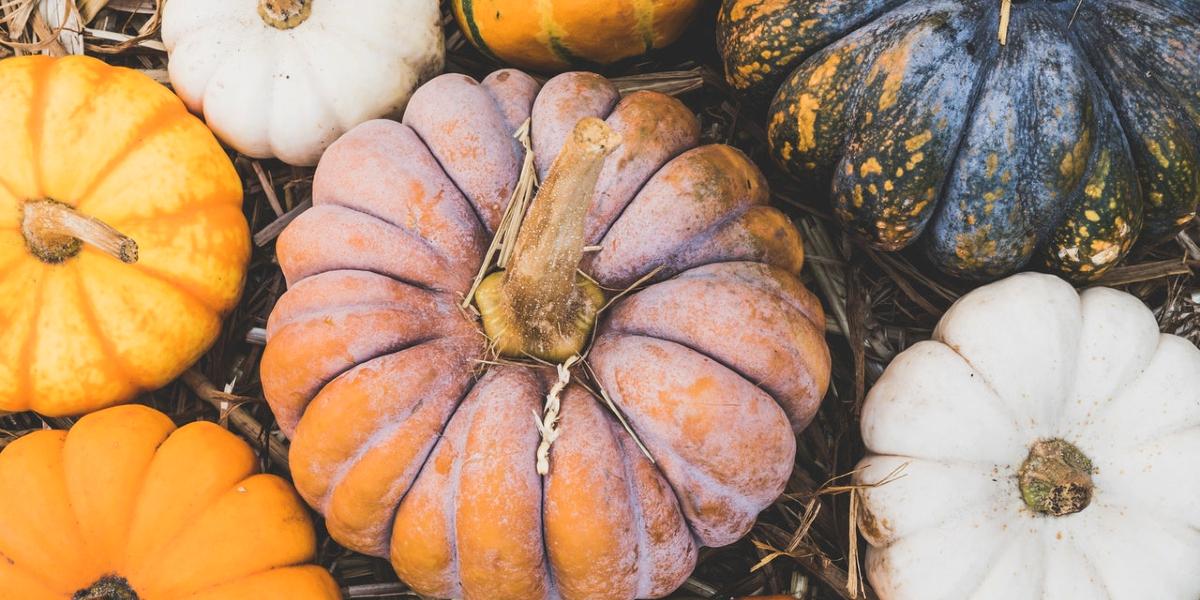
[262,69,831,599]
[0,55,250,417]
[453,0,704,72]
[0,404,340,599]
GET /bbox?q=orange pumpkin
[0,404,340,599]
[453,0,704,72]
[0,55,249,417]
[262,69,831,600]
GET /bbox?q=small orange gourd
[453,0,704,71]
[0,404,340,599]
[0,55,250,417]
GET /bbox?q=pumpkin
[261,69,831,599]
[162,0,444,166]
[0,55,249,417]
[0,404,340,599]
[717,0,1200,280]
[854,272,1200,599]
[452,0,703,72]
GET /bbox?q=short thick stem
[259,0,312,29]
[475,117,621,362]
[505,117,619,306]
[73,575,139,600]
[1018,438,1094,517]
[22,199,138,264]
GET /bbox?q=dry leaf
[3,0,39,38]
[105,0,155,13]
[79,0,109,23]
[37,0,83,55]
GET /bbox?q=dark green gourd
[718,0,1199,279]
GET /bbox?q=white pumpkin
[855,272,1200,600]
[162,0,443,166]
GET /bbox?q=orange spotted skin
[717,0,904,105]
[453,0,703,72]
[0,405,339,599]
[603,262,830,432]
[721,0,1200,281]
[262,69,831,600]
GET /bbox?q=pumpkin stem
[474,117,621,362]
[259,0,312,30]
[1017,439,1094,517]
[73,575,140,600]
[22,199,138,264]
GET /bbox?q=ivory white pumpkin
[855,272,1200,600]
[162,0,443,166]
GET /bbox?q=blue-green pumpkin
[718,0,1199,280]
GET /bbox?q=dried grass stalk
[78,0,107,23]
[180,369,290,473]
[611,67,707,96]
[462,118,538,308]
[998,0,1012,45]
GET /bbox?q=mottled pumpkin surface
[718,0,1199,280]
[0,55,249,416]
[453,0,703,71]
[0,405,340,599]
[263,70,831,600]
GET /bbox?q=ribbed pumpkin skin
[0,405,340,599]
[262,70,831,600]
[0,55,249,416]
[718,0,1199,280]
[853,273,1200,599]
[453,0,703,71]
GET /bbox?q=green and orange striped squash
[453,0,703,72]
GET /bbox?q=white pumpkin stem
[259,0,312,30]
[1018,439,1095,517]
[22,200,138,264]
[474,118,621,361]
